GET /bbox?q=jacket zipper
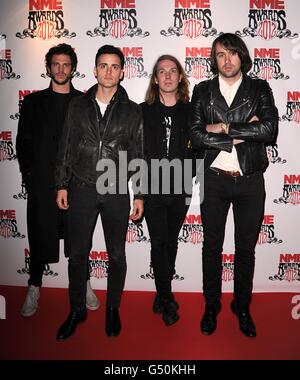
[97,101,118,162]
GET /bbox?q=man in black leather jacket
[55,45,144,340]
[189,33,278,338]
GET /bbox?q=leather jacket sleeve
[228,80,278,143]
[55,99,74,190]
[189,82,233,153]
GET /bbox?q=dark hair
[45,43,78,70]
[210,33,252,75]
[95,45,125,69]
[145,54,189,105]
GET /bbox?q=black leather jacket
[55,84,143,195]
[189,74,278,174]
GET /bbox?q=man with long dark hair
[141,55,193,326]
[16,44,99,318]
[189,33,278,337]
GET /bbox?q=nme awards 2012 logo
[184,47,213,80]
[178,214,203,244]
[10,90,39,121]
[89,250,109,279]
[257,215,282,244]
[0,49,20,80]
[249,48,289,80]
[266,143,287,164]
[16,0,75,40]
[281,91,300,123]
[17,248,58,278]
[269,253,300,282]
[87,0,149,39]
[126,221,149,243]
[0,210,25,239]
[236,0,298,40]
[0,131,17,161]
[161,0,219,39]
[222,254,234,282]
[122,47,148,79]
[274,174,300,205]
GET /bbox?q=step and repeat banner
[0,0,299,293]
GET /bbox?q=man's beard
[49,72,73,85]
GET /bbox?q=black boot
[231,301,256,338]
[153,293,179,314]
[105,307,121,337]
[56,309,87,341]
[200,303,221,335]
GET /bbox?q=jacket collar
[85,83,129,104]
[209,74,252,109]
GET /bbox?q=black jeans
[200,169,265,309]
[145,195,189,298]
[67,183,130,312]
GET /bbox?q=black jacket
[16,83,82,263]
[189,74,278,174]
[141,100,194,195]
[55,84,143,196]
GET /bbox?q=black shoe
[153,294,179,314]
[200,303,221,335]
[161,299,179,326]
[231,301,256,338]
[56,310,87,341]
[105,307,121,337]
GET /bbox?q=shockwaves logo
[236,0,298,40]
[140,262,184,282]
[13,183,28,201]
[0,131,17,161]
[184,46,213,80]
[257,215,282,244]
[17,248,58,277]
[126,221,149,243]
[269,253,300,282]
[0,49,20,80]
[222,254,234,282]
[161,0,219,39]
[9,90,39,121]
[266,143,287,164]
[0,210,25,239]
[249,47,289,80]
[281,91,300,123]
[178,214,203,244]
[16,0,76,40]
[274,174,300,205]
[89,250,109,279]
[87,0,149,39]
[121,47,148,79]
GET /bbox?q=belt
[209,167,241,177]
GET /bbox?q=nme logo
[0,295,6,319]
[16,0,75,40]
[274,175,300,205]
[236,0,298,41]
[291,295,300,320]
[185,47,212,80]
[250,48,289,80]
[160,0,217,39]
[281,91,300,123]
